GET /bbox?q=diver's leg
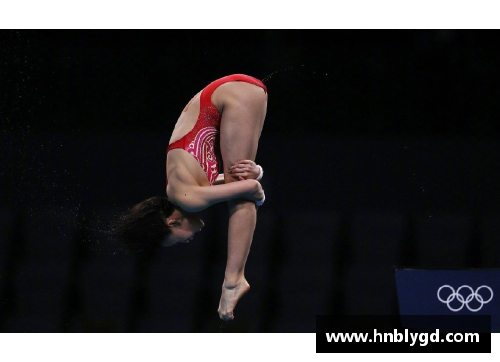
[216,82,267,321]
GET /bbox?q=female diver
[113,74,268,321]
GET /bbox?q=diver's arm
[169,179,264,212]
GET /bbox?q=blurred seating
[22,206,78,266]
[479,214,500,268]
[11,261,70,319]
[0,206,15,273]
[342,212,406,315]
[137,235,206,332]
[136,314,197,333]
[77,254,138,332]
[269,315,317,333]
[269,210,340,332]
[2,316,61,333]
[414,213,471,268]
[348,212,406,267]
[5,206,78,332]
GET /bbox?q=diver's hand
[228,160,262,181]
[243,180,264,203]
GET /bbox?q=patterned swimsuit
[166,74,267,186]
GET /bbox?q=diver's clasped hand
[229,160,263,181]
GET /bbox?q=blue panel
[395,268,500,332]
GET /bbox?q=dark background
[0,30,499,332]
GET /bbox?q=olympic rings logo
[437,285,494,312]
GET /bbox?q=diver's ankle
[223,275,246,289]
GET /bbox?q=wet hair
[110,196,176,253]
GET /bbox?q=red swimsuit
[166,74,267,186]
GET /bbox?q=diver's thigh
[219,87,267,170]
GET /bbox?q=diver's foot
[217,278,250,321]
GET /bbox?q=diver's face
[162,208,204,247]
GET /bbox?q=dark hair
[110,196,176,253]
